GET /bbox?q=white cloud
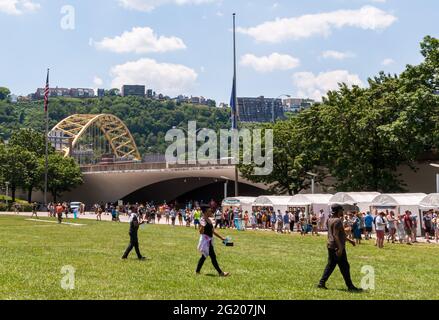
[292,70,363,101]
[110,58,198,96]
[381,58,395,66]
[240,53,300,73]
[0,0,40,15]
[93,76,104,87]
[321,50,355,60]
[95,27,186,54]
[237,6,397,43]
[118,0,216,12]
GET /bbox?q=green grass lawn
[1,215,439,300]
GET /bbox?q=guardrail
[80,162,234,173]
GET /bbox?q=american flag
[44,69,49,113]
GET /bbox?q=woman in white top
[375,212,386,249]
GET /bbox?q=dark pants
[122,233,143,259]
[319,248,354,289]
[57,213,62,224]
[290,222,295,232]
[196,244,223,275]
[215,219,222,229]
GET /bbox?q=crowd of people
[31,200,439,246]
[341,209,439,247]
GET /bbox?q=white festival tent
[222,197,257,214]
[419,194,439,210]
[371,193,427,236]
[288,194,333,218]
[329,192,381,214]
[252,196,294,213]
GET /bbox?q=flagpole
[44,68,49,207]
[232,13,239,197]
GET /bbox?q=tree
[8,129,55,202]
[106,88,120,97]
[239,118,324,195]
[304,36,439,192]
[42,153,83,202]
[0,145,36,202]
[0,87,10,100]
[9,128,52,156]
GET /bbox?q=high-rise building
[121,85,145,97]
[146,89,154,98]
[97,89,105,97]
[237,96,285,123]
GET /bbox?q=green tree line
[240,36,439,194]
[0,129,83,203]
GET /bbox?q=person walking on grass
[193,207,202,230]
[283,211,291,234]
[122,210,146,261]
[214,208,222,229]
[196,209,230,277]
[352,213,362,245]
[31,202,38,219]
[411,212,418,243]
[396,215,406,244]
[364,212,374,240]
[387,212,397,244]
[375,212,386,249]
[404,211,414,245]
[317,205,363,292]
[270,210,277,232]
[423,210,433,243]
[311,213,319,236]
[299,214,307,236]
[55,203,64,224]
[170,208,177,227]
[318,205,362,292]
[276,210,284,233]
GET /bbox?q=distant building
[283,98,315,113]
[121,85,145,97]
[237,96,285,123]
[97,89,105,98]
[190,96,200,104]
[219,103,229,109]
[70,88,95,98]
[33,87,94,99]
[146,89,154,98]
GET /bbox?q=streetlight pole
[431,164,439,193]
[307,172,318,194]
[272,94,291,123]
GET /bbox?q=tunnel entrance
[122,177,267,207]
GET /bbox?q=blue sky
[0,0,437,103]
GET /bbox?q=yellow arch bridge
[49,114,141,162]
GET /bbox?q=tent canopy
[222,197,257,207]
[330,192,381,205]
[253,196,293,207]
[419,194,439,209]
[288,194,333,206]
[371,193,427,207]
